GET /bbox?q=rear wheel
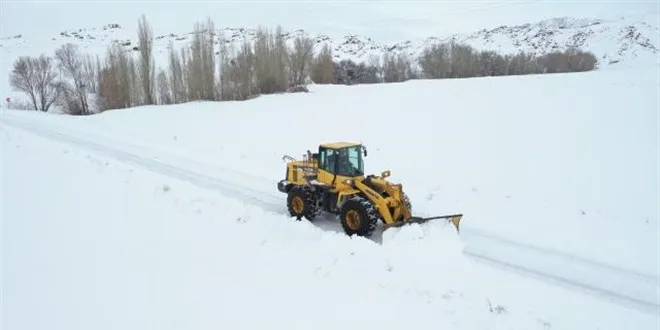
[339,196,379,237]
[287,186,321,221]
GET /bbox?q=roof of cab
[320,141,361,149]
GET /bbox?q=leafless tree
[97,44,137,110]
[508,51,540,75]
[203,18,217,100]
[288,34,314,87]
[9,54,60,111]
[167,41,186,103]
[566,49,597,71]
[156,68,171,104]
[310,43,334,84]
[418,43,452,78]
[137,14,155,105]
[184,18,216,101]
[539,48,597,73]
[273,25,289,91]
[417,41,597,79]
[216,30,228,100]
[83,54,99,93]
[54,43,90,114]
[382,53,414,82]
[252,25,288,94]
[222,38,255,100]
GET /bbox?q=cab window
[319,148,336,174]
[335,146,363,176]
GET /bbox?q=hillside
[2,61,658,329]
[2,14,658,112]
[1,15,658,73]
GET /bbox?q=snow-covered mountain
[1,16,658,71]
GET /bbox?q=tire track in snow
[465,251,659,314]
[1,115,287,215]
[2,113,658,315]
[465,227,659,283]
[462,230,659,315]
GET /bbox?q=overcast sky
[1,0,658,42]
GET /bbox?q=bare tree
[126,52,140,106]
[202,17,216,100]
[181,46,192,100]
[288,34,314,87]
[10,55,60,111]
[98,46,122,110]
[183,18,216,101]
[366,54,382,81]
[167,41,186,103]
[382,53,413,82]
[539,48,597,73]
[251,25,288,94]
[273,25,289,92]
[156,68,171,104]
[137,14,155,105]
[253,26,275,94]
[508,51,540,75]
[416,41,597,79]
[418,43,451,78]
[333,59,381,85]
[223,38,255,100]
[98,67,118,110]
[54,43,90,114]
[310,43,334,84]
[97,44,137,111]
[216,30,228,100]
[476,50,509,76]
[567,49,597,71]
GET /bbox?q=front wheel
[339,196,379,237]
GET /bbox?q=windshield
[336,145,364,177]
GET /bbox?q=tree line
[8,15,598,114]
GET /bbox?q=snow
[2,1,656,42]
[4,65,658,272]
[2,63,659,329]
[1,106,657,330]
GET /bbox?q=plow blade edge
[383,214,463,233]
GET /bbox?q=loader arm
[361,173,463,232]
[353,180,397,224]
[361,175,411,221]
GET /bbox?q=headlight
[343,179,353,185]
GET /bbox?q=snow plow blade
[383,214,463,233]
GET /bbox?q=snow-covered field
[2,62,658,329]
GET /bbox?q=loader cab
[317,142,367,185]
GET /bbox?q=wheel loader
[277,141,463,237]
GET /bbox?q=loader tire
[339,196,379,237]
[287,186,321,221]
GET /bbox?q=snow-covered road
[3,111,657,316]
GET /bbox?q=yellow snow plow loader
[277,141,463,237]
